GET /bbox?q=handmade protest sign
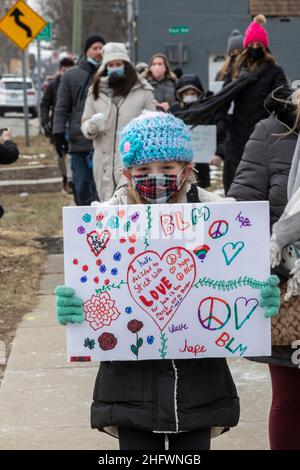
[63,201,271,362]
[187,125,217,163]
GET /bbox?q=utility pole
[127,0,137,63]
[72,0,82,56]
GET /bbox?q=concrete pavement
[0,254,272,450]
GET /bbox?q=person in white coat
[81,42,156,201]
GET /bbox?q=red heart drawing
[86,230,111,257]
[127,247,196,331]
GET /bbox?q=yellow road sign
[0,0,47,50]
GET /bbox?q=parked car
[0,75,38,118]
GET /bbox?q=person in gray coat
[143,53,177,112]
[53,35,105,205]
[228,86,300,450]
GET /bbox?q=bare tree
[38,0,127,52]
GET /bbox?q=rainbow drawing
[193,245,210,262]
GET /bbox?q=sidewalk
[0,254,272,450]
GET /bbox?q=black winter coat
[0,140,19,164]
[0,139,19,218]
[170,99,210,188]
[228,89,299,367]
[53,57,97,153]
[91,186,240,437]
[218,62,288,192]
[41,75,61,141]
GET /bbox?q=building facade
[136,0,300,89]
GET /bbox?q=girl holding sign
[56,112,280,450]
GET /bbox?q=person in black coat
[53,35,105,205]
[0,129,19,218]
[214,15,289,194]
[41,57,74,193]
[170,74,211,188]
[228,86,300,450]
[41,57,74,140]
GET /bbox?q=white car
[0,75,38,118]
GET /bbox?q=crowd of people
[1,12,300,452]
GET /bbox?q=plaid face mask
[131,169,185,204]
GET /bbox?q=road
[0,113,39,138]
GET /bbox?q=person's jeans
[70,152,99,206]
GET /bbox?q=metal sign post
[37,40,42,135]
[21,51,30,147]
[36,23,52,135]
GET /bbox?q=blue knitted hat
[119,112,193,168]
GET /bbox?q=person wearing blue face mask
[53,34,105,206]
[81,42,157,202]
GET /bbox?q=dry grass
[11,134,55,167]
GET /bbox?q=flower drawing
[84,292,120,331]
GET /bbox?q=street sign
[35,22,52,42]
[168,26,190,35]
[0,0,47,50]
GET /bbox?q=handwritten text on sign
[63,201,271,362]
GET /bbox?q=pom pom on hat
[227,29,244,53]
[119,112,193,168]
[244,13,269,49]
[254,14,267,25]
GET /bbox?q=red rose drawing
[98,332,118,351]
[127,319,144,334]
[84,292,120,331]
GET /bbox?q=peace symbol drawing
[208,220,229,239]
[198,296,231,331]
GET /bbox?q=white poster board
[188,125,217,163]
[63,201,271,362]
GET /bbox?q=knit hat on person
[84,35,106,54]
[227,29,244,53]
[120,112,193,168]
[97,42,131,74]
[175,74,204,99]
[243,14,269,49]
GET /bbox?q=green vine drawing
[144,205,152,250]
[159,331,168,359]
[95,280,127,294]
[193,276,268,291]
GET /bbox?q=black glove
[53,133,68,158]
[0,205,4,218]
[42,123,52,138]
